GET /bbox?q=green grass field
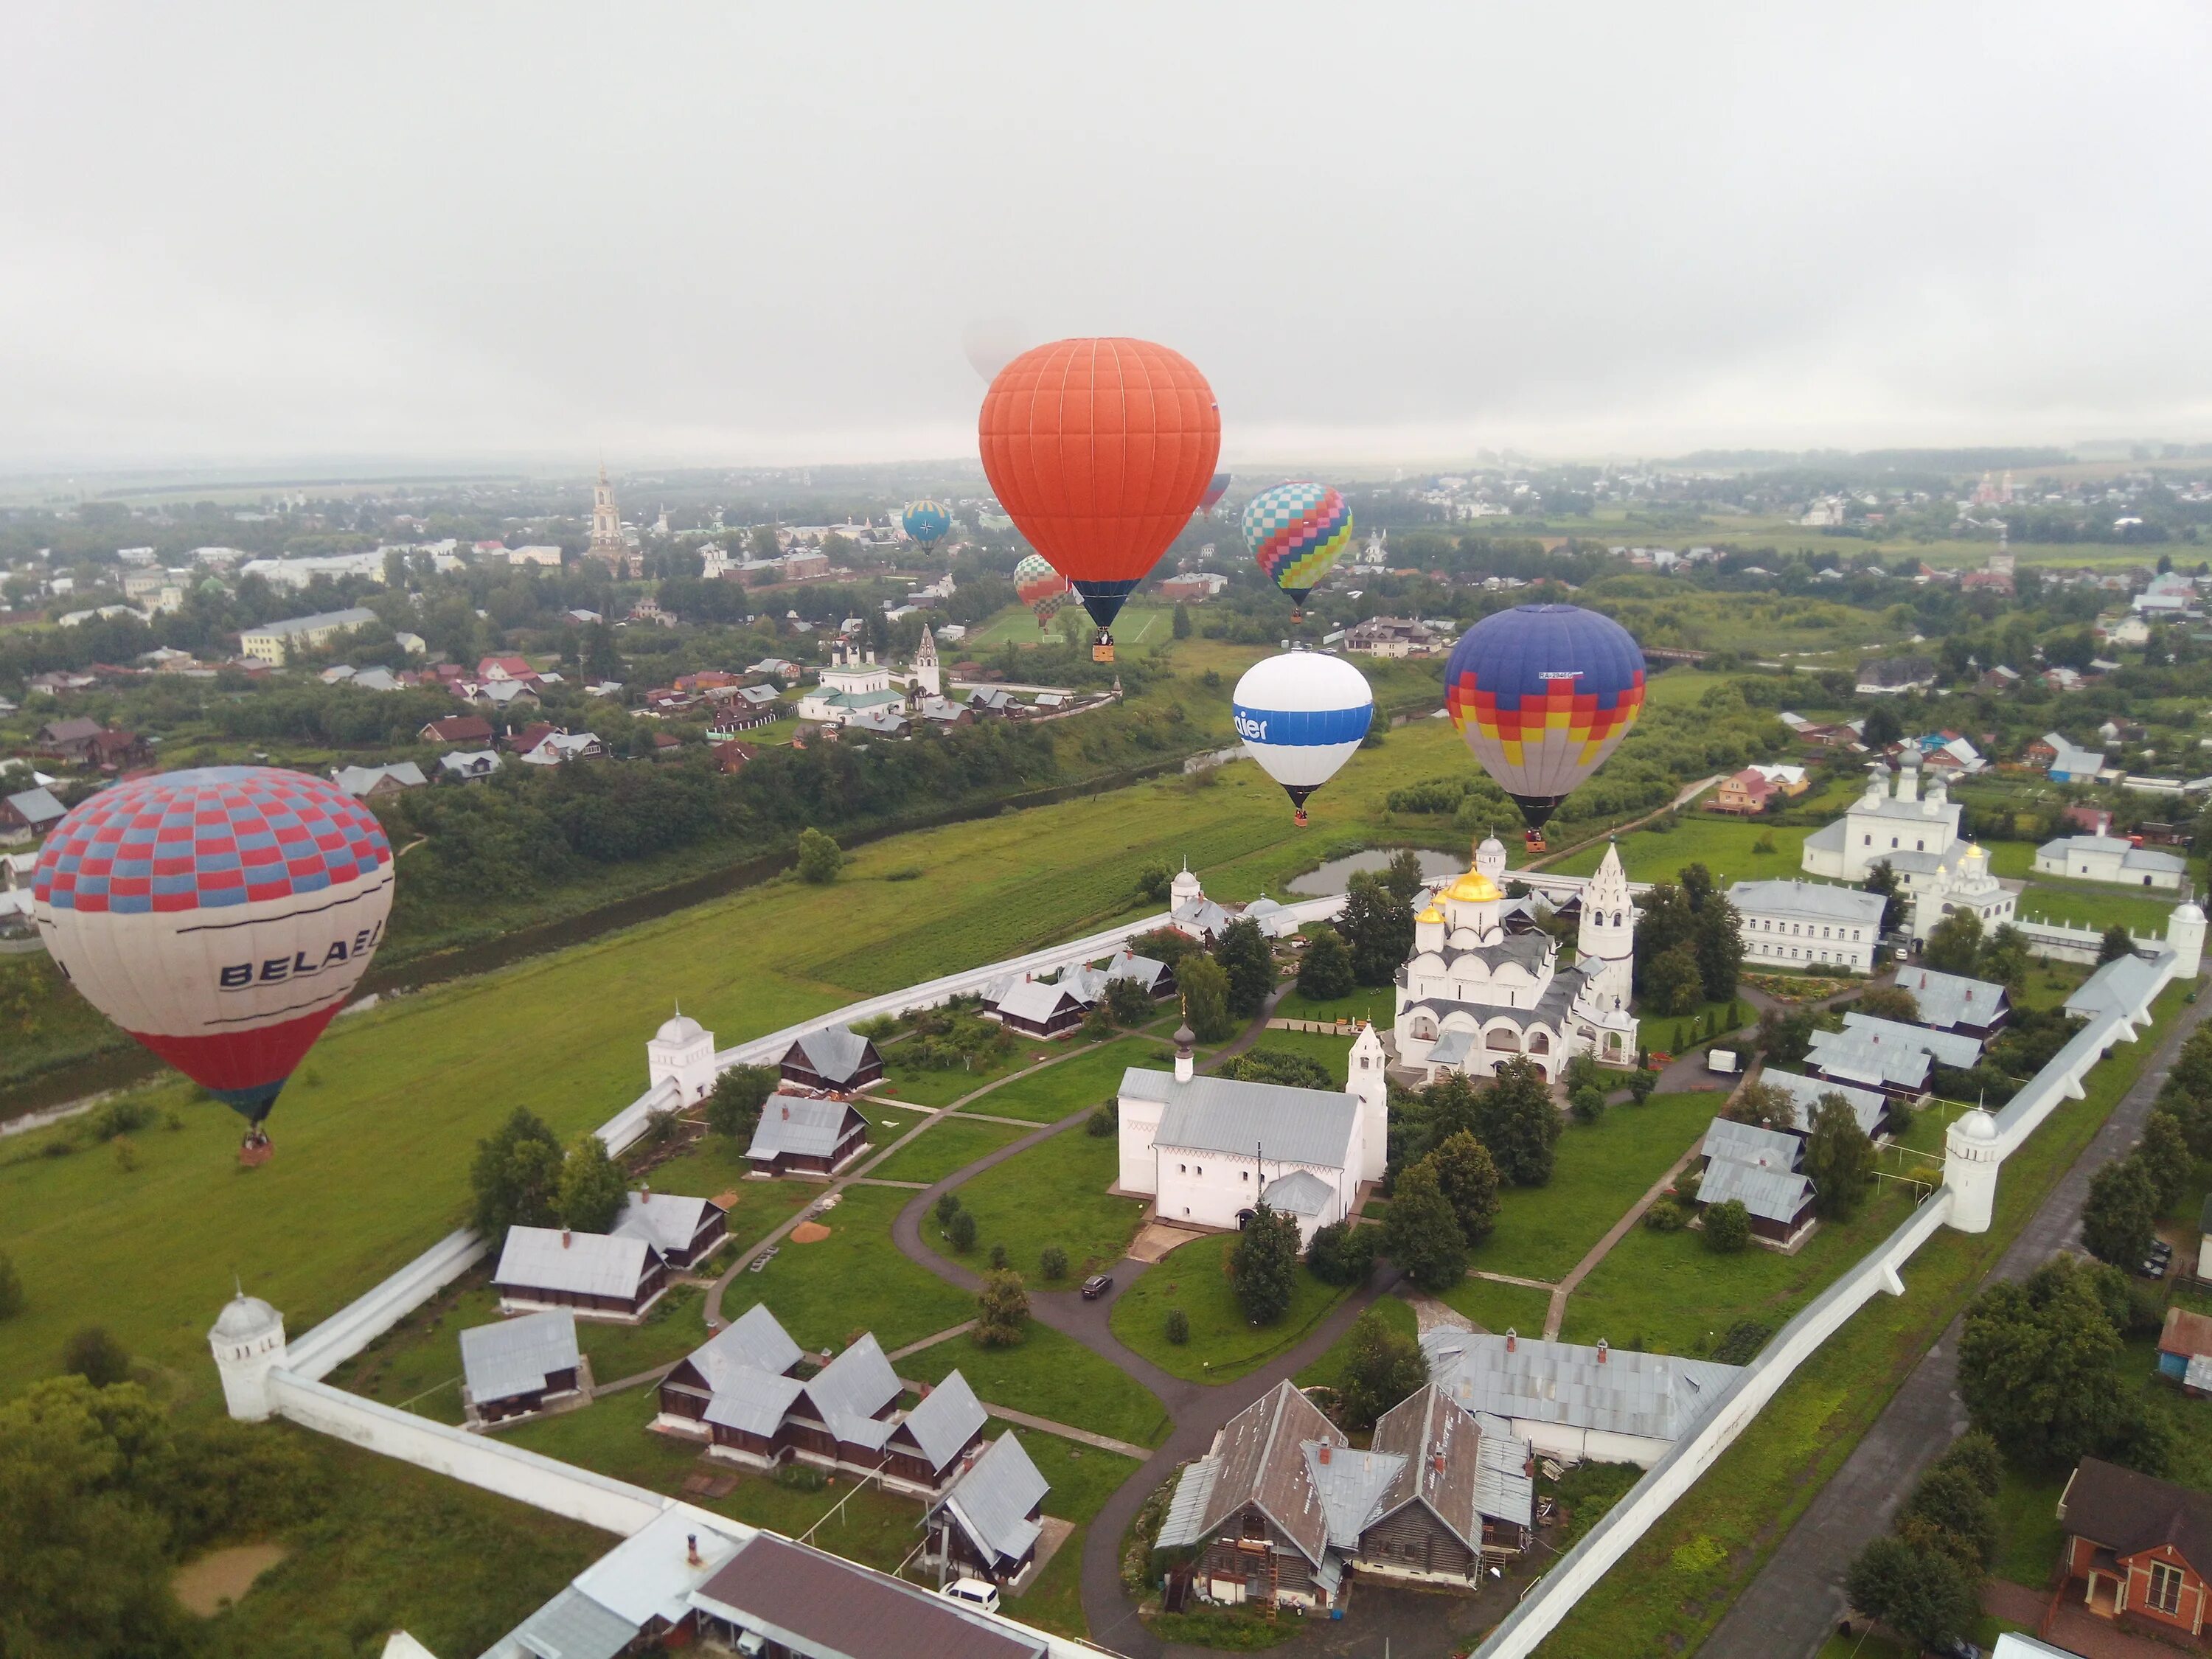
[1107,1233,1352,1384]
[964,1035,1166,1124]
[863,1115,1032,1184]
[874,1042,1041,1108]
[1436,1276,1554,1337]
[902,1323,1170,1449]
[936,1122,1144,1281]
[1481,1091,1725,1284]
[0,711,1511,1401]
[739,1185,973,1354]
[1536,981,2190,1656]
[1546,814,1811,888]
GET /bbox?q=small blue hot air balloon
[902,499,953,554]
[1231,652,1374,826]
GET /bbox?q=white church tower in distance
[209,1287,286,1422]
[588,465,625,571]
[1348,1022,1388,1182]
[914,624,942,699]
[1576,841,1635,1012]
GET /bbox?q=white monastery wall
[284,1227,486,1381]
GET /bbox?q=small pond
[1286,847,1463,897]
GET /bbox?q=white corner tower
[2170,903,2206,981]
[1943,1106,2001,1232]
[1347,1021,1390,1183]
[1170,858,1203,912]
[1576,841,1636,1011]
[209,1287,286,1422]
[1473,835,1508,886]
[647,1009,718,1104]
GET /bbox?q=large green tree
[1957,1256,2136,1470]
[1338,871,1414,987]
[705,1063,778,1141]
[1212,919,1276,1019]
[1475,1058,1563,1186]
[974,1270,1031,1347]
[1178,956,1238,1042]
[1843,1535,1978,1652]
[1804,1093,1877,1220]
[1428,1130,1502,1245]
[556,1133,629,1234]
[470,1107,565,1236]
[2081,1155,2159,1270]
[1693,894,1745,1001]
[2138,1110,2194,1211]
[1921,909,1983,976]
[1229,1203,1302,1326]
[796,826,843,884]
[1338,1307,1430,1429]
[1382,1159,1470,1292]
[1295,925,1356,1001]
[1643,945,1705,1018]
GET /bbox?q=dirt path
[172,1543,287,1617]
[1541,1133,1709,1339]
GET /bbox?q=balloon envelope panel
[902,499,953,549]
[978,338,1220,627]
[1013,553,1071,624]
[1444,605,1645,805]
[1231,652,1374,793]
[1201,471,1232,512]
[32,766,394,1116]
[1242,481,1353,600]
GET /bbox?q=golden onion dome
[1416,902,1445,925]
[1444,870,1502,904]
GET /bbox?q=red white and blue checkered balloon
[32,767,394,1124]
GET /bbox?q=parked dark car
[1081,1274,1113,1301]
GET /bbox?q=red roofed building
[2052,1457,2212,1643]
[420,714,495,746]
[476,655,537,684]
[1711,767,1778,816]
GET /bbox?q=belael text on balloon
[219,920,387,989]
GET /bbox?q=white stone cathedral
[1392,837,1639,1082]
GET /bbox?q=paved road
[1697,988,2209,1659]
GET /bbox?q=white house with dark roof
[1729,879,1887,973]
[1419,1329,1742,1467]
[1116,1024,1388,1245]
[436,748,502,782]
[459,1307,583,1424]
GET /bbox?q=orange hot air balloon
[978,338,1220,661]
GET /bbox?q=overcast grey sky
[6,2,2208,470]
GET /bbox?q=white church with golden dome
[1392,837,1639,1082]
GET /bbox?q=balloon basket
[1293,807,1310,827]
[238,1137,273,1169]
[1092,641,1116,663]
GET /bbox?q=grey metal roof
[1758,1069,1887,1138]
[1194,1380,1345,1567]
[688,1302,804,1387]
[799,1333,900,1450]
[1702,1118,1801,1171]
[993,978,1082,1022]
[1124,1067,1359,1169]
[1420,1331,1741,1444]
[1726,880,1887,927]
[1472,1411,1537,1528]
[459,1308,580,1404]
[4,787,64,826]
[934,1432,1048,1566]
[613,1190,717,1257]
[1431,933,1552,974]
[1155,1457,1220,1551]
[703,1368,806,1439]
[790,1024,874,1083]
[1427,1029,1475,1068]
[493,1225,660,1301]
[1303,1444,1402,1551]
[746,1094,861,1161]
[1370,1384,1486,1554]
[1699,1155,1815,1225]
[437,748,501,777]
[1838,1012,1983,1068]
[1262,1169,1337,1216]
[900,1369,987,1471]
[2067,950,2166,1020]
[1805,1026,1933,1091]
[1892,966,2009,1032]
[330,762,426,796]
[509,1585,639,1659]
[251,605,379,637]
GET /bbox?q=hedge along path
[1540,1130,1711,1340]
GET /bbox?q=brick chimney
[1318,1443,1332,1465]
[686,1532,701,1567]
[641,1185,651,1203]
[561,1228,571,1248]
[1504,1327,1517,1353]
[1596,1338,1609,1363]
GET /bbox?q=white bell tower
[209,1287,287,1422]
[1346,1022,1390,1183]
[647,1009,718,1103]
[914,625,942,699]
[1576,841,1636,1009]
[1169,859,1203,911]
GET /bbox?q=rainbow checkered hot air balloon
[1443,605,1646,830]
[32,768,394,1156]
[1013,553,1071,630]
[1242,481,1352,615]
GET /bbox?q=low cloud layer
[6,1,2208,467]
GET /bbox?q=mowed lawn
[934,1122,1144,1279]
[1478,1091,1725,1284]
[0,714,1489,1399]
[1545,814,1810,888]
[863,1113,1033,1184]
[902,1321,1171,1449]
[1109,1232,1353,1384]
[964,1034,1169,1124]
[1437,1276,1554,1337]
[738,1184,973,1354]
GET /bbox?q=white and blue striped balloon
[1231,652,1374,824]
